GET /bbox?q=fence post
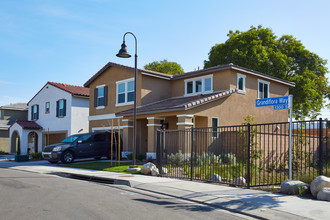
[190,126,194,181]
[156,130,162,176]
[247,123,251,189]
[319,118,323,175]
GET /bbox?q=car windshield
[61,135,79,143]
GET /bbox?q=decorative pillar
[147,117,164,159]
[122,119,133,158]
[176,114,194,129]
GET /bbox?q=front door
[76,134,93,157]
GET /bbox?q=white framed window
[45,102,50,114]
[258,79,270,99]
[94,84,108,108]
[185,74,213,96]
[212,118,219,138]
[237,73,246,94]
[56,99,66,117]
[116,78,135,106]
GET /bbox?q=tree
[144,59,184,75]
[204,25,329,120]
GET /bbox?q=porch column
[147,117,164,159]
[122,119,133,158]
[176,114,194,129]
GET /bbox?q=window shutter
[31,106,33,120]
[63,99,67,116]
[36,105,39,120]
[94,88,98,107]
[56,101,59,117]
[104,86,108,106]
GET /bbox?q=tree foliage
[204,25,329,119]
[144,59,184,75]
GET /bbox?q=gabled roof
[172,63,295,87]
[117,88,238,116]
[0,103,28,111]
[28,82,89,104]
[11,120,42,130]
[84,62,295,88]
[84,62,172,87]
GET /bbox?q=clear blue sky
[0,0,329,117]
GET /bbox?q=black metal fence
[156,119,329,187]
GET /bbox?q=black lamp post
[116,32,137,168]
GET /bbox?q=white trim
[88,113,122,121]
[237,73,246,93]
[176,114,194,118]
[147,117,165,120]
[141,71,171,80]
[184,74,213,96]
[176,122,194,126]
[92,125,132,131]
[258,79,270,99]
[96,106,105,109]
[115,102,133,107]
[122,119,133,122]
[96,84,106,88]
[147,124,162,127]
[116,77,134,84]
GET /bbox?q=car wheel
[48,160,58,164]
[61,151,74,164]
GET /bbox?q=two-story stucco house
[9,82,89,155]
[0,103,28,152]
[84,62,295,159]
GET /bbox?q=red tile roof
[48,82,89,97]
[117,89,238,116]
[14,120,42,130]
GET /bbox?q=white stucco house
[9,82,90,155]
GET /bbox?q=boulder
[317,187,330,202]
[280,180,309,195]
[141,162,156,175]
[151,167,159,176]
[311,176,330,197]
[208,174,221,182]
[233,177,246,185]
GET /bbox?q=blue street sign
[274,104,289,110]
[256,96,289,108]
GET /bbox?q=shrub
[0,150,9,155]
[168,150,185,165]
[30,152,42,160]
[126,153,133,160]
[126,153,146,161]
[221,153,237,164]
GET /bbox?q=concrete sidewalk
[1,160,329,220]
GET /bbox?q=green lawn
[58,162,143,174]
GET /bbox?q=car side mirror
[77,140,83,144]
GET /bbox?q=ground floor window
[212,118,219,138]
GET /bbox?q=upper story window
[258,79,270,99]
[31,104,39,120]
[116,78,134,106]
[56,99,66,117]
[237,73,246,93]
[45,102,50,114]
[185,75,213,96]
[94,85,108,108]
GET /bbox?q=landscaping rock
[317,187,330,202]
[280,180,309,195]
[208,174,221,182]
[161,167,168,174]
[311,176,330,197]
[151,167,159,176]
[233,177,246,185]
[141,162,156,175]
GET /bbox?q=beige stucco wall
[141,75,171,105]
[0,130,9,152]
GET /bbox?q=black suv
[42,132,121,164]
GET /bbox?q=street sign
[273,104,289,110]
[256,96,289,108]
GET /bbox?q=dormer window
[185,75,213,96]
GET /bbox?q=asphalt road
[0,168,249,220]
